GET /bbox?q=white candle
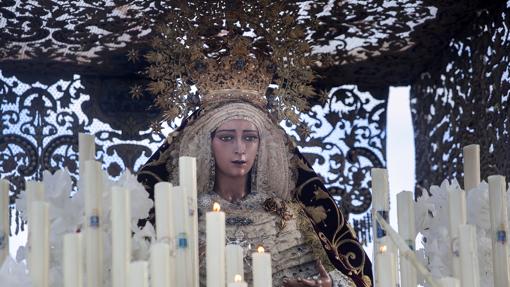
[79,133,95,162]
[150,242,171,287]
[371,168,390,210]
[463,144,480,192]
[226,244,244,284]
[488,175,510,287]
[26,181,44,267]
[129,261,149,287]
[206,202,226,287]
[26,181,44,223]
[371,168,396,278]
[448,189,467,278]
[375,246,397,287]
[111,186,131,287]
[371,168,390,242]
[30,201,49,287]
[179,156,199,287]
[83,160,103,287]
[155,182,174,241]
[154,182,176,285]
[228,274,247,287]
[439,277,460,287]
[79,133,95,183]
[0,179,9,264]
[63,233,83,287]
[380,235,398,258]
[459,224,480,287]
[397,191,417,287]
[252,246,271,287]
[171,186,188,287]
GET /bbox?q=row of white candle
[3,180,271,287]
[372,143,510,287]
[0,133,274,286]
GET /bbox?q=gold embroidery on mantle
[305,205,328,224]
[295,171,370,285]
[313,186,330,200]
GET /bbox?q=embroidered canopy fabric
[0,0,489,87]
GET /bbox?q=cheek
[212,140,232,166]
[247,142,259,160]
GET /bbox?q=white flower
[115,170,153,225]
[0,256,32,287]
[14,191,28,222]
[415,179,497,286]
[467,181,490,228]
[15,245,26,263]
[132,221,156,261]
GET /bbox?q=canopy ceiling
[0,0,493,88]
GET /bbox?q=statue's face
[212,119,259,178]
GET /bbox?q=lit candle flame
[379,245,387,253]
[234,274,242,282]
[213,202,221,212]
[257,246,265,253]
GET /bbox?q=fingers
[316,259,328,278]
[281,261,332,287]
[316,259,332,286]
[299,278,318,286]
[282,277,318,287]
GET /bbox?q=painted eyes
[217,134,259,142]
[244,135,259,142]
[219,135,233,141]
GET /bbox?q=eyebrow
[215,129,258,133]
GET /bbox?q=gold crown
[186,36,273,109]
[133,2,333,133]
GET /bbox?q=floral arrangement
[414,179,501,286]
[0,168,154,287]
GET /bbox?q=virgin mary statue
[136,4,373,287]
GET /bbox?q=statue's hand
[282,260,332,287]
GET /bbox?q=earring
[208,156,216,192]
[250,156,257,193]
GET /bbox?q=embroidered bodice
[197,190,355,287]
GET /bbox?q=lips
[231,160,247,165]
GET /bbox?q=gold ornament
[140,2,325,129]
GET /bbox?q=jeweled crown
[134,2,333,132]
[186,35,273,108]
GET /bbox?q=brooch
[263,197,293,230]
